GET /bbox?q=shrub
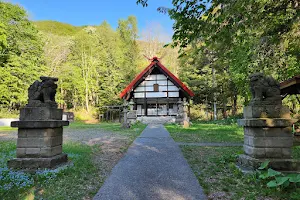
[0,108,19,118]
[257,160,300,198]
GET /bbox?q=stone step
[137,116,176,124]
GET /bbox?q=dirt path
[0,127,130,143]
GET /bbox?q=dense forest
[0,1,179,119]
[1,1,300,120]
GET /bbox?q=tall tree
[0,2,44,108]
[117,16,139,82]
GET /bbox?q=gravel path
[0,130,17,140]
[0,127,129,144]
[94,124,207,200]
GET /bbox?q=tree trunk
[222,101,227,119]
[60,85,63,109]
[212,67,217,120]
[73,90,77,110]
[232,94,237,116]
[85,79,89,112]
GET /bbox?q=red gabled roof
[119,57,195,99]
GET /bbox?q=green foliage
[137,0,300,114]
[0,2,141,114]
[34,20,82,36]
[196,114,243,125]
[0,108,19,118]
[73,108,97,121]
[257,160,300,192]
[258,160,270,170]
[0,22,7,53]
[43,17,140,112]
[0,2,45,108]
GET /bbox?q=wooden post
[144,98,147,116]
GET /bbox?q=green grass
[34,142,104,200]
[165,122,244,143]
[0,141,104,200]
[181,146,300,200]
[68,121,147,140]
[0,126,17,131]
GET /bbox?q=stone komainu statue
[27,76,58,107]
[249,72,281,105]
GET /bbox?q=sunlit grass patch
[69,121,147,140]
[166,122,244,143]
[0,126,17,131]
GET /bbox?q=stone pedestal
[182,98,190,128]
[237,105,300,172]
[122,101,130,128]
[127,110,137,125]
[8,107,69,170]
[176,98,190,127]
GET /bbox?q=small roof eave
[280,75,300,95]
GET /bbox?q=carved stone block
[243,105,290,119]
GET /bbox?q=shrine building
[119,57,194,123]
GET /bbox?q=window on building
[153,84,159,92]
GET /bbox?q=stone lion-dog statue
[249,72,281,105]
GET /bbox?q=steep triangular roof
[119,57,194,99]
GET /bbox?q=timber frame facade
[120,57,194,117]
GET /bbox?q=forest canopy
[0,1,178,118]
[137,0,300,118]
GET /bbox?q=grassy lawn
[165,122,244,143]
[0,126,17,131]
[0,122,146,200]
[68,121,147,141]
[182,146,300,200]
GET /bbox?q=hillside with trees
[1,1,299,120]
[0,1,180,119]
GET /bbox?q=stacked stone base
[238,154,300,172]
[237,105,300,172]
[8,153,68,169]
[8,107,69,170]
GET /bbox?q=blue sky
[10,0,174,39]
